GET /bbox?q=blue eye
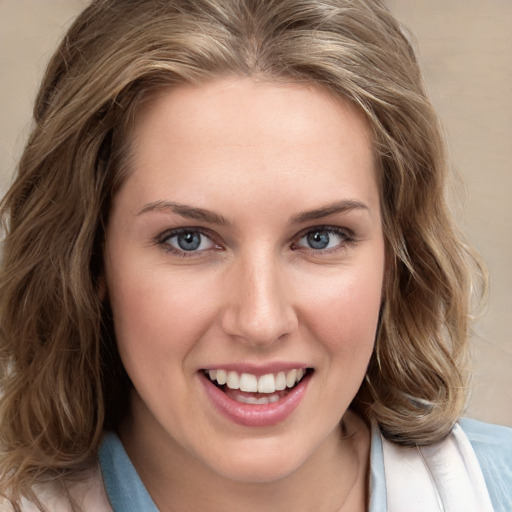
[297,228,350,251]
[306,231,330,249]
[176,231,201,251]
[162,229,217,253]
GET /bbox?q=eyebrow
[136,201,232,225]
[288,199,369,224]
[136,199,369,225]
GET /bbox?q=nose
[221,252,298,348]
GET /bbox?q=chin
[211,460,299,485]
[200,437,315,485]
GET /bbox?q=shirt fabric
[97,418,512,511]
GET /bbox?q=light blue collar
[98,432,159,511]
[369,423,387,512]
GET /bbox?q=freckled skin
[104,78,385,511]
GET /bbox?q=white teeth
[207,368,309,394]
[286,369,297,388]
[226,371,240,390]
[257,373,276,393]
[234,393,276,405]
[239,373,258,392]
[275,371,287,391]
[216,369,227,385]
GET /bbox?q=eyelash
[156,225,355,258]
[157,228,221,258]
[291,226,355,255]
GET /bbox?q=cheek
[297,260,384,355]
[106,262,218,371]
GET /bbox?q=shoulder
[0,466,112,512]
[459,417,512,510]
[460,417,512,465]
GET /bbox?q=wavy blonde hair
[0,0,485,506]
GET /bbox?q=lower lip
[200,372,311,427]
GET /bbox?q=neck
[120,406,370,512]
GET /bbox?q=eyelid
[156,227,223,256]
[291,225,356,253]
[158,227,212,243]
[295,224,355,240]
[154,224,356,258]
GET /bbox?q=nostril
[221,305,298,347]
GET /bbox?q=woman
[0,0,510,510]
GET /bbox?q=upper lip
[198,362,312,376]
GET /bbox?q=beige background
[1,1,511,427]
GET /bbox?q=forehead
[117,77,379,215]
[130,77,374,153]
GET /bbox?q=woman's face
[105,78,385,484]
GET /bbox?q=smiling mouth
[202,368,314,405]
